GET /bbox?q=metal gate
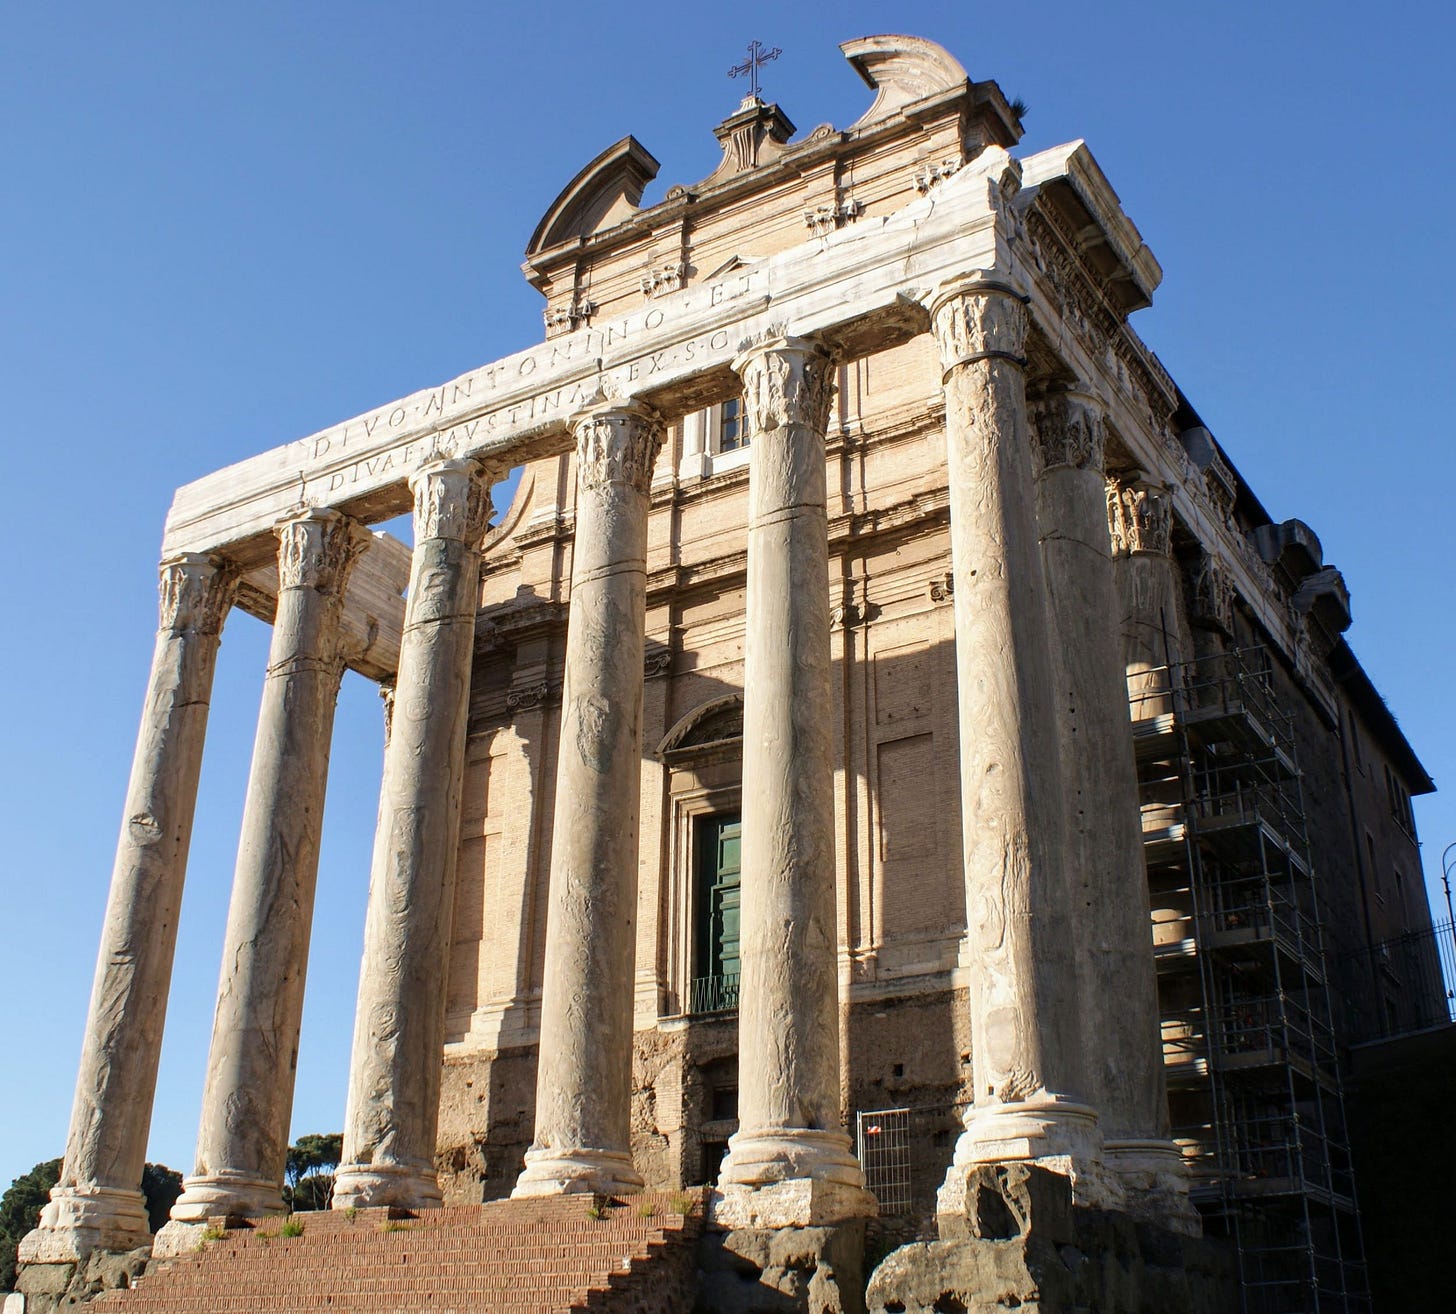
[856,1107,912,1215]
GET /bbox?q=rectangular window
[717,397,747,452]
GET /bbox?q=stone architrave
[713,337,874,1229]
[1031,391,1189,1218]
[929,277,1109,1213]
[333,459,498,1211]
[512,399,665,1198]
[1107,476,1184,717]
[166,509,370,1230]
[20,555,236,1265]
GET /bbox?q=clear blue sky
[2,2,1452,1187]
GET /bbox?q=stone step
[90,1192,704,1314]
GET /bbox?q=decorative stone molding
[1188,552,1236,634]
[643,648,672,678]
[928,571,955,603]
[543,297,595,331]
[1181,427,1237,526]
[1030,391,1105,474]
[157,552,238,635]
[830,603,862,629]
[928,279,1029,376]
[410,458,497,545]
[803,198,863,235]
[914,157,962,193]
[574,401,665,495]
[506,681,551,712]
[1106,478,1172,557]
[275,508,371,593]
[734,336,836,437]
[639,262,684,299]
[379,680,396,746]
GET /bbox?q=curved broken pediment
[526,136,661,257]
[657,694,743,760]
[840,34,969,128]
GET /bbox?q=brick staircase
[90,1192,705,1314]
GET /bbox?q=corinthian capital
[275,508,372,593]
[573,401,665,496]
[157,552,238,636]
[1030,390,1105,474]
[928,278,1028,376]
[1106,477,1172,557]
[732,335,836,438]
[410,458,498,544]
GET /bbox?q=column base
[938,1097,1123,1215]
[1105,1138,1201,1236]
[168,1171,282,1223]
[16,1186,152,1263]
[332,1161,442,1211]
[712,1129,876,1228]
[511,1147,644,1198]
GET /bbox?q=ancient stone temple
[13,32,1441,1314]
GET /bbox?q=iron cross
[728,40,781,100]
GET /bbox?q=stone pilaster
[1031,391,1190,1222]
[333,459,497,1211]
[20,555,236,1266]
[165,510,370,1234]
[513,399,664,1198]
[712,337,874,1229]
[929,278,1106,1213]
[1107,476,1185,717]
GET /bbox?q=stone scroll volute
[733,336,836,438]
[929,280,1029,377]
[410,458,498,545]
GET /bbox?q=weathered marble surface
[714,338,873,1228]
[169,509,369,1227]
[333,459,497,1211]
[513,400,663,1197]
[929,278,1107,1210]
[1032,393,1189,1221]
[20,555,236,1265]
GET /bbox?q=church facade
[17,33,1437,1314]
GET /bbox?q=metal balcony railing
[687,973,739,1015]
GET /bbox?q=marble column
[1031,391,1189,1217]
[333,458,497,1211]
[713,337,874,1229]
[513,399,664,1198]
[20,555,236,1264]
[1107,476,1184,717]
[929,277,1108,1214]
[166,510,370,1229]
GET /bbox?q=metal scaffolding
[1131,647,1369,1314]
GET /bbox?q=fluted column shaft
[169,510,369,1224]
[1032,392,1185,1190]
[513,401,664,1198]
[333,459,496,1211]
[930,279,1104,1212]
[21,556,235,1263]
[714,337,873,1229]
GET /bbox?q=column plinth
[166,510,369,1234]
[1032,391,1192,1226]
[513,400,664,1199]
[333,459,497,1212]
[928,279,1112,1214]
[20,555,236,1266]
[711,337,874,1230]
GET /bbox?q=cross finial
[728,39,781,101]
